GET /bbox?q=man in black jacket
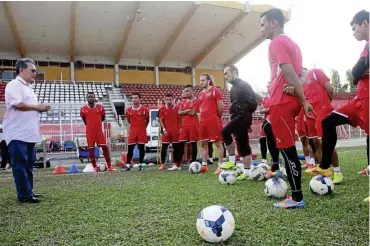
[220,64,261,180]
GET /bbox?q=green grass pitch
[0,147,368,245]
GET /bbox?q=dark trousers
[222,114,252,157]
[0,140,10,168]
[8,140,36,200]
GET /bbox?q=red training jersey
[355,41,369,99]
[197,86,222,121]
[126,105,149,129]
[179,98,199,126]
[303,69,332,108]
[159,105,180,130]
[80,104,105,132]
[268,34,302,106]
[260,96,270,118]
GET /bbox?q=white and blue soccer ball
[189,162,201,174]
[257,163,269,172]
[309,175,334,195]
[249,165,268,181]
[98,162,106,171]
[196,205,235,243]
[264,177,288,198]
[218,171,237,185]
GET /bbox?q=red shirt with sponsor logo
[303,69,332,109]
[159,104,180,130]
[126,105,149,129]
[197,86,222,121]
[80,104,105,132]
[268,34,302,106]
[355,41,369,99]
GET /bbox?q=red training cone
[52,165,66,174]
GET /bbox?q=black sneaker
[121,167,131,172]
[207,159,214,165]
[18,197,40,204]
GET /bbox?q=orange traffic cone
[52,165,66,174]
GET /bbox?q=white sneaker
[261,159,268,164]
[168,165,181,171]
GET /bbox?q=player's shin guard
[259,137,267,160]
[89,147,97,168]
[320,113,350,169]
[263,120,279,171]
[308,138,316,154]
[208,142,213,159]
[161,144,169,164]
[101,145,112,168]
[173,143,182,167]
[138,144,145,163]
[281,146,303,202]
[127,144,135,165]
[191,142,198,162]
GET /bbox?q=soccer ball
[264,177,288,198]
[196,205,235,243]
[98,162,106,171]
[257,163,269,172]
[249,165,268,181]
[309,175,334,195]
[235,163,244,176]
[189,162,201,174]
[218,171,237,185]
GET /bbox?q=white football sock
[244,168,250,177]
[208,158,213,162]
[202,162,207,166]
[229,155,236,164]
[305,156,310,163]
[333,166,341,173]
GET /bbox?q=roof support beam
[70,2,77,62]
[225,35,265,65]
[3,2,26,58]
[191,11,247,68]
[225,13,290,65]
[114,1,141,64]
[155,3,199,66]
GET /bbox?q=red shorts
[179,124,199,142]
[86,130,106,147]
[162,129,179,144]
[269,101,302,149]
[334,97,369,135]
[199,117,223,142]
[306,103,333,138]
[128,127,148,145]
[296,108,307,138]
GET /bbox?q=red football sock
[89,148,97,168]
[101,145,112,168]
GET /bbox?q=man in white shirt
[3,58,50,203]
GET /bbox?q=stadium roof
[0,1,290,69]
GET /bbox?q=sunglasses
[24,68,37,74]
